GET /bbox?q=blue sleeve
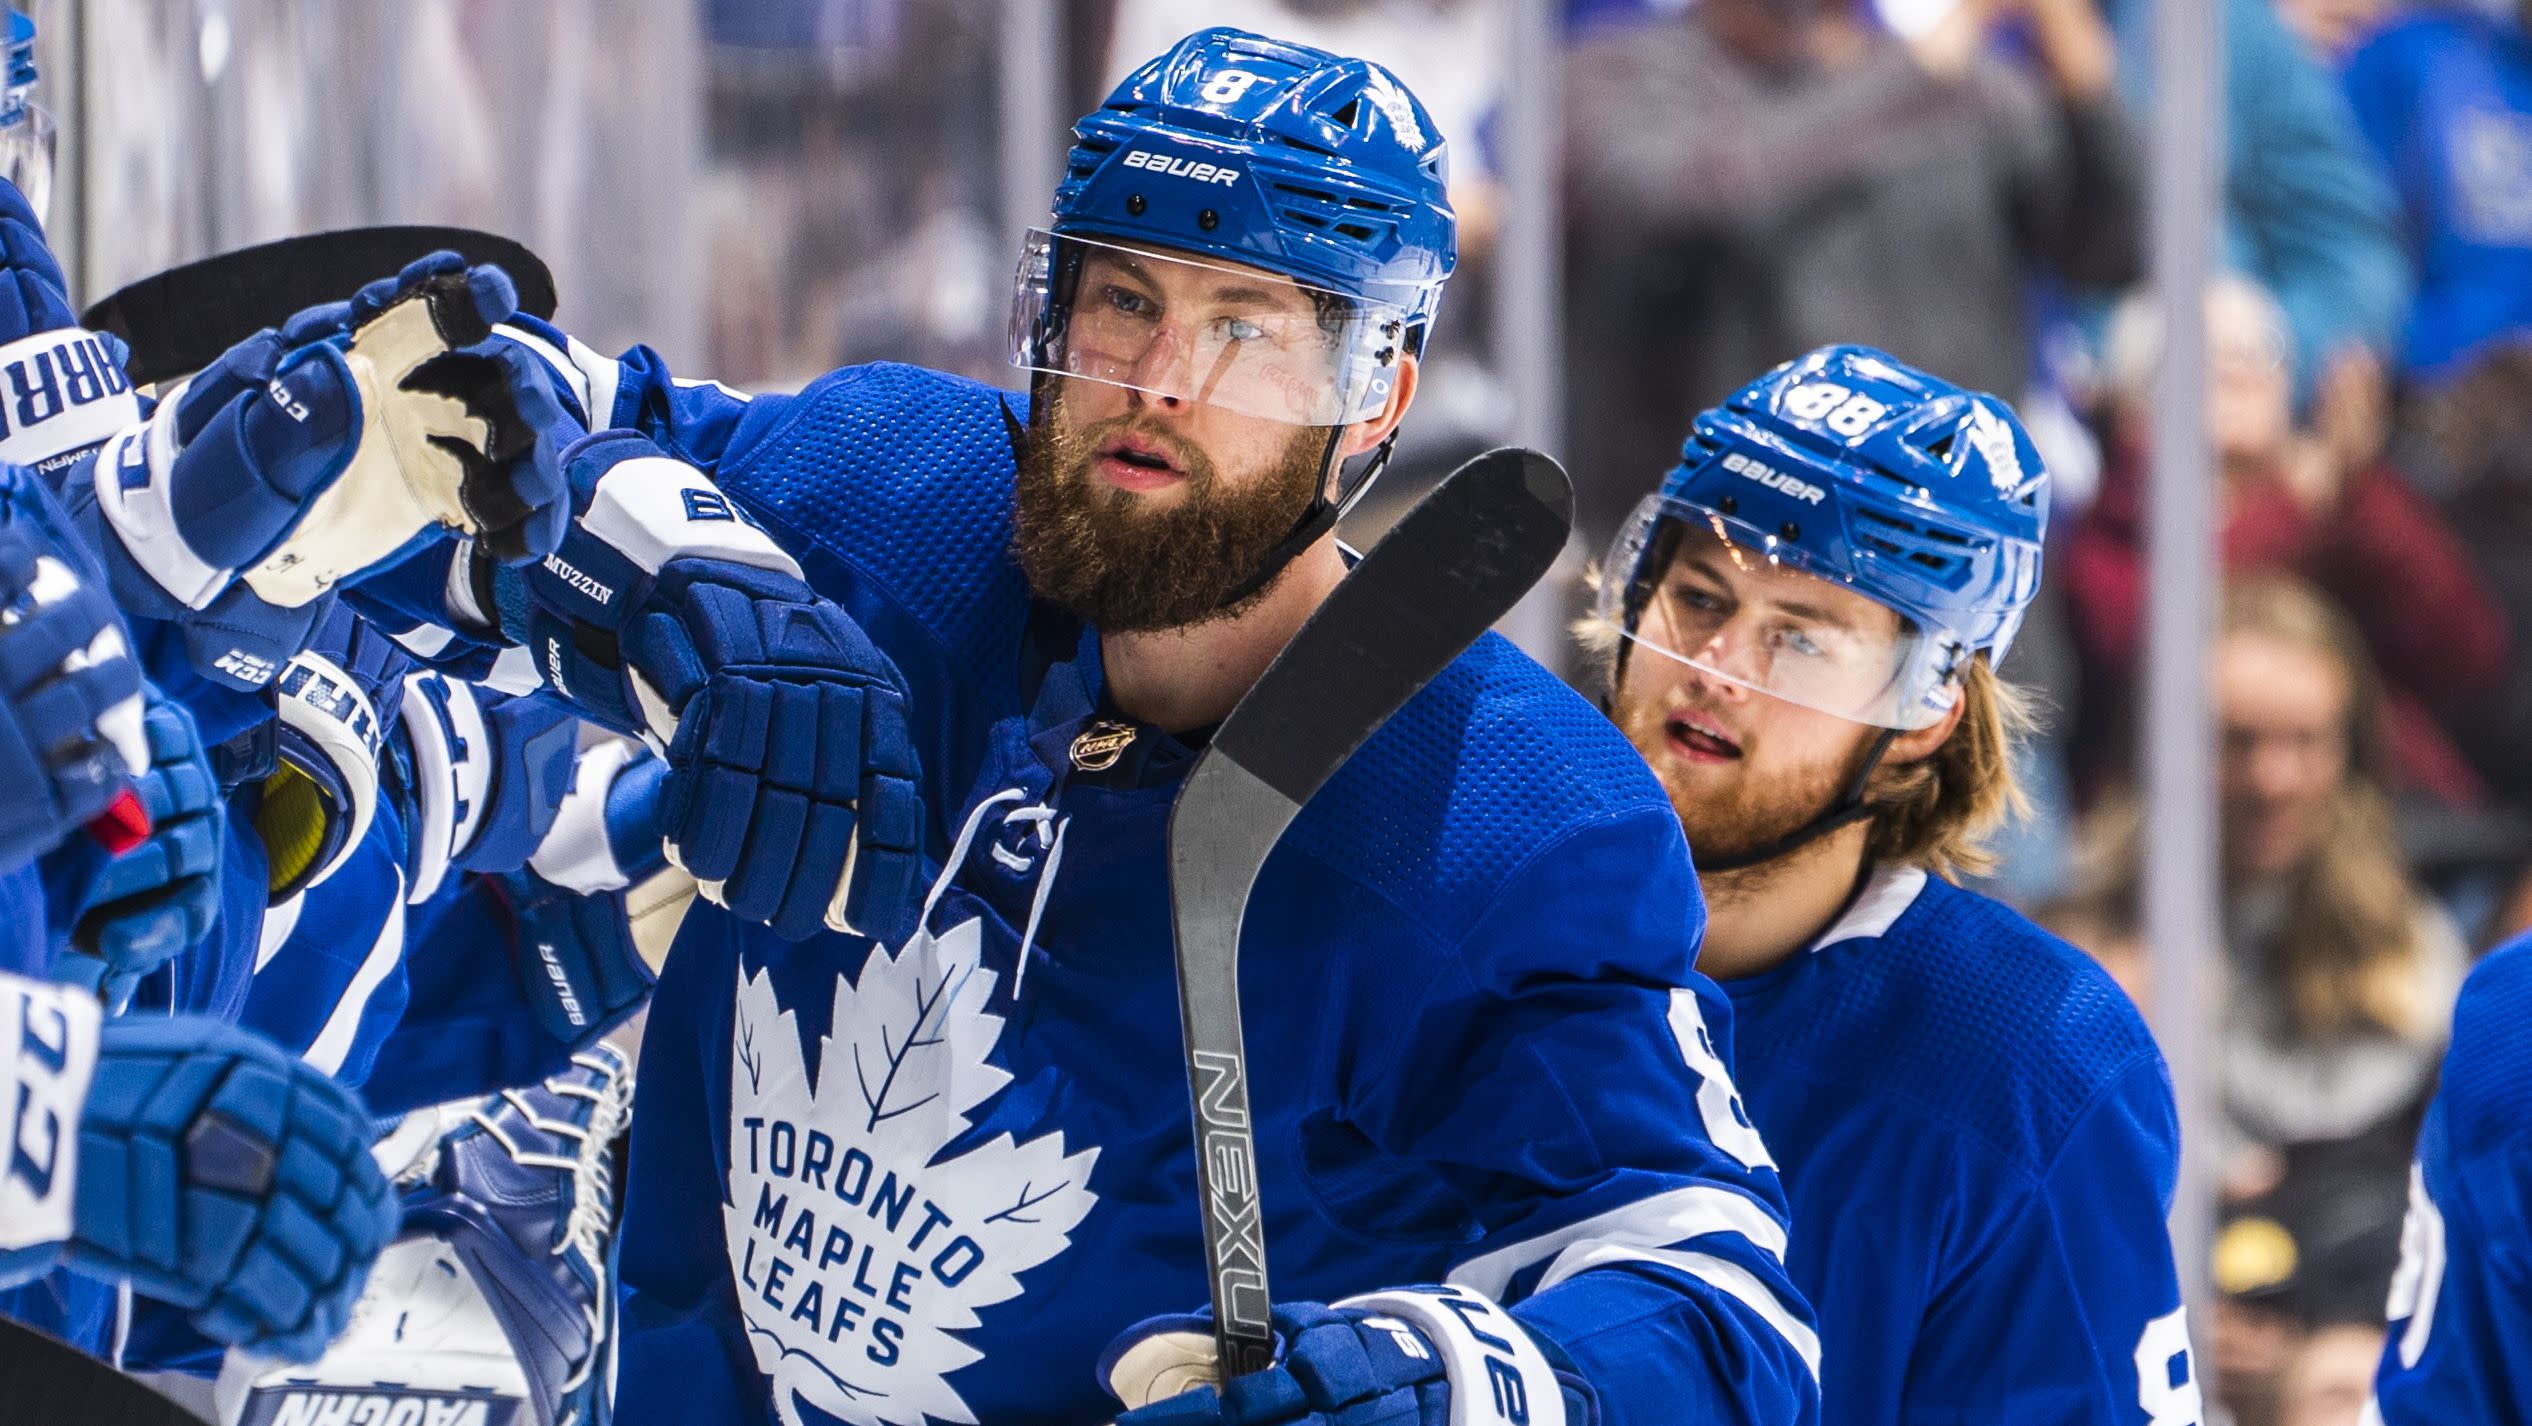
[119,803,267,1025]
[358,873,579,1116]
[1898,1053,2197,1424]
[615,912,763,1426]
[2373,942,2532,1423]
[1359,809,1821,1426]
[233,805,412,1086]
[495,314,759,470]
[2219,0,2412,387]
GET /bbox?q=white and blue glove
[488,431,922,941]
[392,670,578,906]
[0,468,146,873]
[1103,1290,1599,1426]
[0,177,143,479]
[66,252,571,688]
[0,973,399,1362]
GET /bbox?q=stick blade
[82,226,558,386]
[1210,446,1573,809]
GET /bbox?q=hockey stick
[81,226,558,387]
[0,1313,212,1424]
[1165,447,1574,1378]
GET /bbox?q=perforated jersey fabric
[1723,866,2192,1426]
[2372,935,2532,1424]
[567,352,1821,1426]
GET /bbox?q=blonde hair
[1863,655,2035,882]
[2074,574,2440,1043]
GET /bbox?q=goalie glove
[217,1044,634,1426]
[76,250,570,637]
[1102,1289,1599,1426]
[491,430,922,942]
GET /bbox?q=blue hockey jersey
[2372,932,2532,1423]
[1721,864,2200,1426]
[519,346,1821,1426]
[2344,9,2532,377]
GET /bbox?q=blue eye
[1219,316,1267,343]
[1774,626,1825,659]
[1104,285,1156,319]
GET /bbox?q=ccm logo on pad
[1722,451,1826,506]
[1121,150,1242,186]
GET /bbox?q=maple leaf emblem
[1362,66,1427,153]
[725,917,1103,1426]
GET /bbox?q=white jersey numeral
[2134,1307,2205,1426]
[1666,991,1775,1172]
[2386,1160,2448,1368]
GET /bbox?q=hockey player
[0,968,401,1363]
[361,26,1820,1426]
[1588,345,2202,1424]
[0,462,397,1367]
[2369,931,2532,1423]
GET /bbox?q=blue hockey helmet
[1598,345,2048,730]
[1011,27,1456,428]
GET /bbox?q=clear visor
[1597,493,1961,730]
[0,98,50,223]
[1008,228,1408,428]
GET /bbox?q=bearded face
[1012,375,1335,632]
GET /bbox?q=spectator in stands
[2343,0,2532,383]
[2275,1322,2391,1426]
[2102,0,2412,408]
[2276,0,2400,62]
[2074,575,2464,1255]
[2065,276,2507,807]
[2414,341,2532,801]
[1558,0,2140,550]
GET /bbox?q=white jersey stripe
[1446,1183,1789,1299]
[302,870,409,1076]
[1544,1241,1822,1381]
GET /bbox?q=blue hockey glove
[0,476,146,873]
[67,1012,401,1362]
[496,431,922,941]
[73,250,570,631]
[394,670,577,904]
[62,692,223,1011]
[501,741,669,1047]
[0,176,142,477]
[1103,1290,1598,1426]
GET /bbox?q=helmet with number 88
[1009,26,1457,431]
[1598,345,2048,731]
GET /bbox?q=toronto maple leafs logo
[1361,67,1427,153]
[1965,402,2029,498]
[726,918,1102,1426]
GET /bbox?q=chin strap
[1214,423,1398,610]
[1690,725,1901,874]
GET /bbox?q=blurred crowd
[683,2,2530,1423]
